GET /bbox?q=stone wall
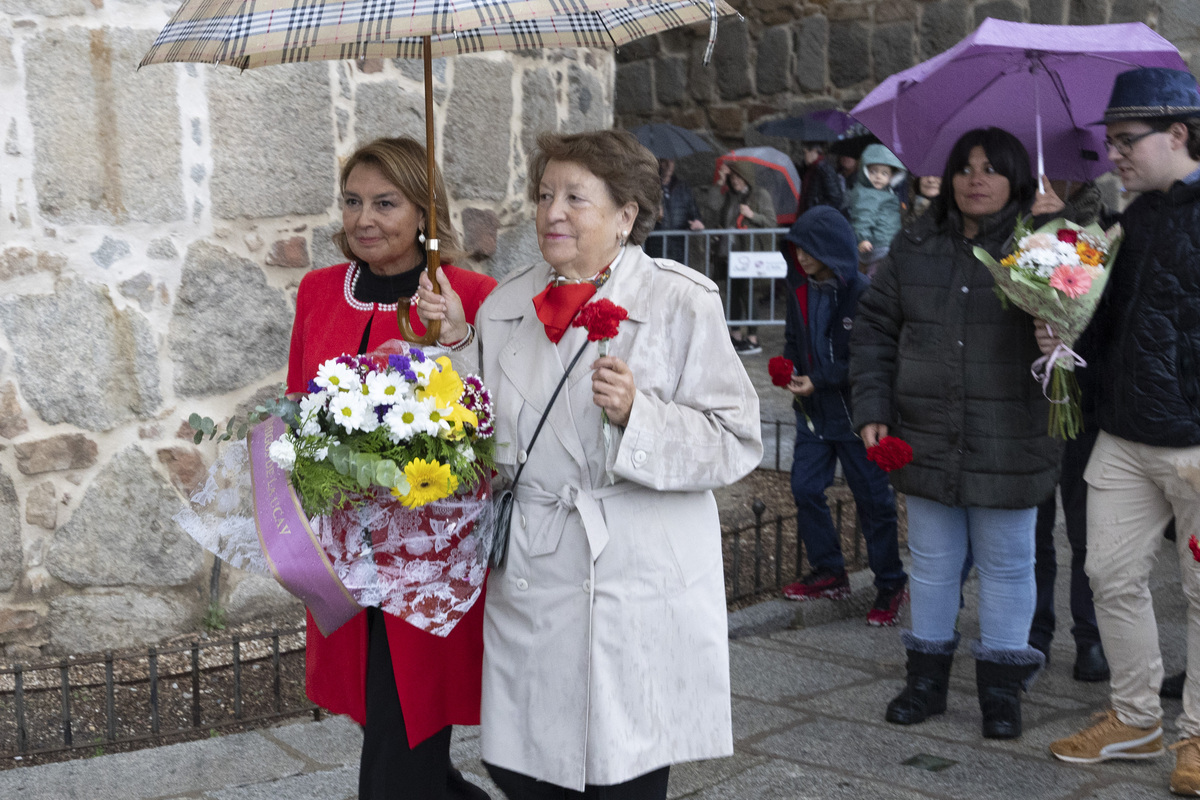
[0,2,612,659]
[615,0,1200,148]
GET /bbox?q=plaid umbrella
[141,0,731,69]
[142,0,735,342]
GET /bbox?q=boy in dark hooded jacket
[778,206,908,625]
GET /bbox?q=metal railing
[0,626,313,762]
[643,227,790,327]
[723,491,863,603]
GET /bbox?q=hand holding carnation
[865,436,913,472]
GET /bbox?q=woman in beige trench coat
[417,129,763,798]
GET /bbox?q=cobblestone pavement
[2,524,1188,799]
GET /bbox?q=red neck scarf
[531,261,617,343]
[532,282,597,343]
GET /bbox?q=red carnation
[865,436,914,472]
[1190,535,1200,563]
[1056,228,1079,245]
[768,356,795,387]
[572,298,629,342]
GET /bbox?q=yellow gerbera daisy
[395,458,459,508]
[1076,243,1103,267]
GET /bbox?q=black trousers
[484,763,670,800]
[360,607,490,800]
[1030,427,1101,650]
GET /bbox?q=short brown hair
[1143,117,1200,161]
[332,137,462,264]
[527,130,662,246]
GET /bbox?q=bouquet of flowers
[973,217,1122,439]
[272,346,494,516]
[177,341,498,637]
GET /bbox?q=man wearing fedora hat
[1048,66,1200,796]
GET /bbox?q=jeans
[906,496,1038,650]
[790,415,905,589]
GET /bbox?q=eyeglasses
[1103,129,1162,157]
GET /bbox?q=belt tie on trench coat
[516,482,638,561]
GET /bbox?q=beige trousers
[1085,431,1200,735]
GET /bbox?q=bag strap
[509,340,590,490]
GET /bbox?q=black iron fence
[0,447,875,763]
[723,490,864,603]
[0,626,313,763]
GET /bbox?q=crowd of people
[281,64,1200,800]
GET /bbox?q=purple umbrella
[850,19,1188,182]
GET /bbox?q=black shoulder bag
[490,342,591,569]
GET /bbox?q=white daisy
[382,398,429,443]
[422,397,453,436]
[327,392,371,433]
[314,360,361,393]
[411,357,437,388]
[297,394,326,437]
[365,371,409,407]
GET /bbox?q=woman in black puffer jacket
[850,128,1063,741]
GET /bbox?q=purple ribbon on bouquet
[248,416,362,636]
[1030,323,1087,403]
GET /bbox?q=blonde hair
[332,137,463,264]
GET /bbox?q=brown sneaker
[1171,737,1200,795]
[1049,709,1164,764]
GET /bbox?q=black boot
[885,632,958,725]
[974,644,1045,740]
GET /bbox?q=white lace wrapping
[175,440,494,637]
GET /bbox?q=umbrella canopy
[141,0,732,68]
[631,123,717,160]
[715,147,800,225]
[143,0,736,342]
[756,115,839,143]
[806,109,858,136]
[850,19,1188,182]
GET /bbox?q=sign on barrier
[729,251,788,279]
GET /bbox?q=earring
[619,231,628,245]
[418,229,426,244]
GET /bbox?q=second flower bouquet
[974,217,1122,439]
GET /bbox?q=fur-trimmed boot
[885,631,959,725]
[974,642,1046,740]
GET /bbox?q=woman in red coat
[287,137,496,800]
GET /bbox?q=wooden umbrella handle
[397,247,441,345]
[398,35,442,347]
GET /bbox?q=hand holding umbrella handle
[398,243,442,345]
